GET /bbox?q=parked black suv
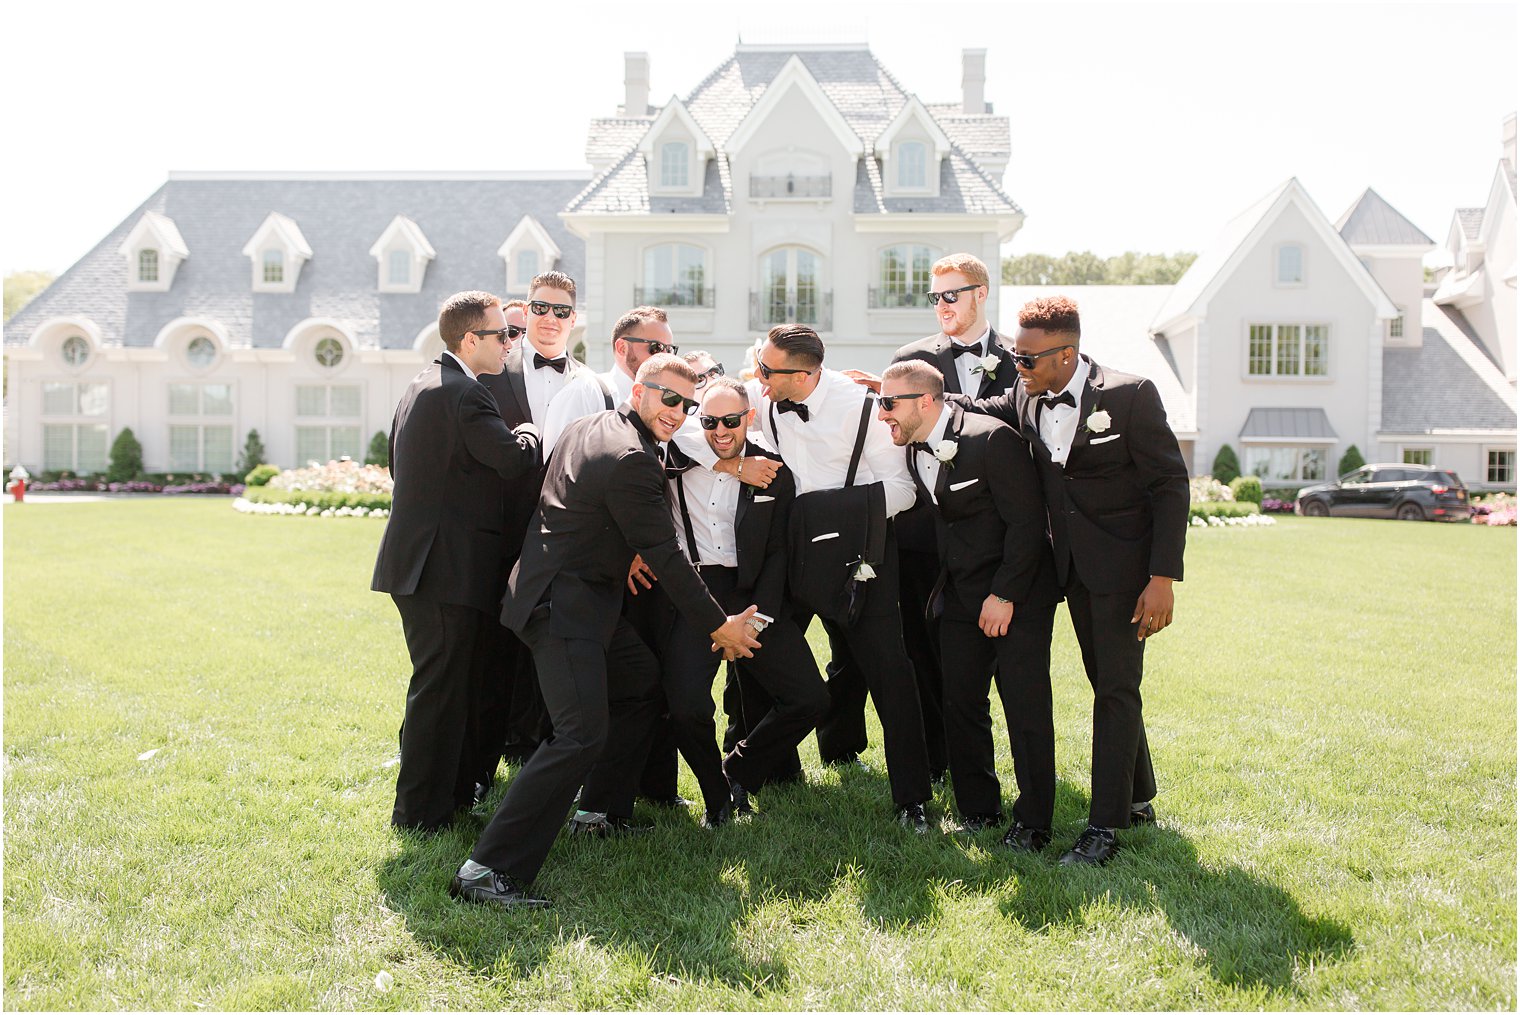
[1296,464,1472,521]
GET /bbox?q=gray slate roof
[567,46,1020,217]
[6,177,588,351]
[1381,318,1517,434]
[585,117,654,168]
[924,104,1012,159]
[1457,207,1486,239]
[1239,407,1337,440]
[1335,188,1434,246]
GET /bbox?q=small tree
[237,429,267,477]
[107,427,143,482]
[1338,444,1366,477]
[365,430,389,468]
[1211,444,1241,484]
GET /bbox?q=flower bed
[1190,512,1277,528]
[1188,501,1260,521]
[238,459,393,517]
[28,477,244,495]
[1471,493,1516,526]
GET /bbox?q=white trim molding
[241,212,314,294]
[368,215,436,294]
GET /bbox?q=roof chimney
[624,52,650,117]
[961,48,987,114]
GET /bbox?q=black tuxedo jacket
[480,343,594,565]
[961,358,1189,595]
[371,357,541,613]
[670,443,795,620]
[502,407,727,646]
[892,326,1017,552]
[908,403,1060,617]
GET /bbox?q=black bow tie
[950,343,983,358]
[1041,390,1076,410]
[775,399,811,422]
[909,441,933,456]
[534,354,567,374]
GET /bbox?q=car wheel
[1302,499,1329,517]
[1395,502,1425,521]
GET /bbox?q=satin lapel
[978,328,1017,398]
[933,337,963,395]
[933,404,960,503]
[734,443,753,532]
[1069,360,1106,460]
[1015,383,1039,441]
[906,443,931,503]
[503,345,532,422]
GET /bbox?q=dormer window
[875,96,951,198]
[498,215,561,293]
[897,141,927,189]
[119,211,188,292]
[660,142,690,188]
[241,212,313,294]
[1277,244,1305,286]
[517,250,539,285]
[369,215,435,294]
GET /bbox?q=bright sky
[2,0,1514,277]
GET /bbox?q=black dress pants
[471,610,662,883]
[898,544,948,778]
[939,598,1057,826]
[391,594,492,831]
[1064,571,1157,829]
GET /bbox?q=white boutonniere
[1085,409,1112,434]
[933,440,958,469]
[971,353,999,379]
[850,557,877,582]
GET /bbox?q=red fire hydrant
[9,465,29,502]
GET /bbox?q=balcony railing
[632,285,715,308]
[749,174,832,199]
[749,291,833,333]
[867,287,934,309]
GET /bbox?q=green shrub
[1211,444,1241,484]
[244,486,392,511]
[365,430,389,468]
[1229,475,1263,504]
[244,464,280,487]
[1338,444,1365,476]
[107,428,143,483]
[237,430,268,477]
[1188,501,1260,521]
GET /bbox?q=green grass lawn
[4,500,1515,1010]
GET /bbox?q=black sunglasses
[623,336,680,355]
[470,328,513,344]
[757,357,814,380]
[506,324,525,339]
[643,381,700,415]
[699,411,746,430]
[925,284,981,305]
[876,392,926,412]
[694,363,725,388]
[1010,345,1074,370]
[528,300,574,320]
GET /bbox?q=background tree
[1002,251,1197,285]
[1338,444,1366,477]
[237,429,267,477]
[4,270,54,322]
[1211,444,1241,484]
[107,428,143,482]
[365,430,389,468]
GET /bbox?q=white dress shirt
[670,452,742,567]
[909,403,953,505]
[949,324,992,396]
[443,349,476,380]
[520,339,571,426]
[679,368,915,517]
[541,363,627,456]
[1038,355,1091,467]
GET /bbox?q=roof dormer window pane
[138,249,159,282]
[1277,244,1304,285]
[263,250,285,285]
[897,142,927,189]
[387,250,410,286]
[517,249,539,286]
[660,142,689,188]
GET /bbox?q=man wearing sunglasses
[955,295,1189,866]
[885,253,1022,790]
[453,354,763,908]
[372,290,543,835]
[543,306,675,455]
[876,360,1060,848]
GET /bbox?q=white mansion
[4,43,1514,490]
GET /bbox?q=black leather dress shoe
[896,802,929,834]
[1000,820,1051,852]
[640,793,694,809]
[701,802,732,829]
[827,753,870,772]
[1129,802,1156,826]
[448,869,550,908]
[1059,825,1118,866]
[567,815,654,838]
[472,781,492,807]
[958,812,1005,833]
[728,779,755,816]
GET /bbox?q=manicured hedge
[1188,501,1260,521]
[243,486,392,511]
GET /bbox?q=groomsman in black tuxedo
[886,253,1019,783]
[450,355,762,908]
[961,295,1189,866]
[647,377,829,825]
[469,276,594,796]
[876,360,1061,849]
[371,290,542,833]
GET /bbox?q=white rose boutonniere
[972,353,999,379]
[851,558,877,582]
[1085,409,1112,434]
[934,440,958,468]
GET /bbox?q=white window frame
[138,249,159,283]
[294,384,363,466]
[895,140,929,191]
[1241,444,1328,483]
[1400,446,1433,466]
[1275,243,1306,287]
[1245,322,1330,379]
[640,243,710,307]
[1485,447,1515,486]
[262,250,285,285]
[167,381,236,473]
[387,249,411,288]
[40,380,111,474]
[659,141,690,189]
[60,335,92,370]
[1388,310,1405,340]
[876,243,940,308]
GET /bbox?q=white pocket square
[1090,433,1122,445]
[753,495,776,503]
[811,532,840,542]
[949,478,980,492]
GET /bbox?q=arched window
[262,250,285,285]
[897,141,927,189]
[759,248,822,328]
[876,244,939,307]
[61,335,91,368]
[660,141,689,188]
[387,250,411,286]
[138,249,160,283]
[641,244,709,306]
